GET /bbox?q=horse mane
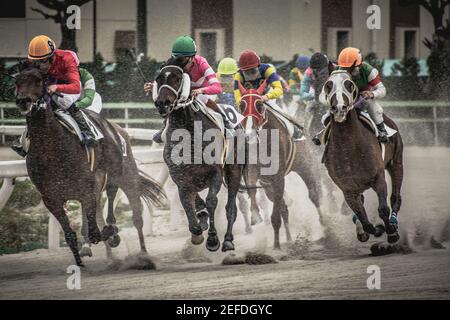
[16,66,44,84]
[162,56,189,70]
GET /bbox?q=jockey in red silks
[27,35,97,146]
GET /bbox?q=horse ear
[324,80,333,95]
[256,80,267,96]
[238,81,246,95]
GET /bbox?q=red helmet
[238,50,260,71]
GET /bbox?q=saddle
[55,109,128,171]
[190,99,243,166]
[319,111,398,146]
[265,108,297,175]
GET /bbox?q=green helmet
[217,57,239,75]
[172,36,197,57]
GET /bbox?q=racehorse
[320,71,403,243]
[238,81,326,249]
[15,68,167,266]
[153,56,243,252]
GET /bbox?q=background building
[0,0,445,63]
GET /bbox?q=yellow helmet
[217,57,239,75]
[28,35,56,60]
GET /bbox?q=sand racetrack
[0,146,449,299]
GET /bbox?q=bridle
[155,65,194,114]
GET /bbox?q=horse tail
[138,169,168,210]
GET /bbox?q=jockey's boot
[153,119,167,144]
[292,125,304,141]
[68,104,98,147]
[11,144,27,157]
[376,122,389,143]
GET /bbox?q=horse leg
[222,165,241,252]
[205,170,222,252]
[179,188,204,245]
[344,192,379,242]
[80,203,93,258]
[386,161,403,243]
[244,164,263,225]
[275,179,292,245]
[237,192,253,234]
[195,194,209,231]
[292,152,327,230]
[123,189,147,253]
[43,197,83,266]
[263,185,283,249]
[249,188,263,225]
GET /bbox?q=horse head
[321,70,358,123]
[153,56,191,117]
[239,80,267,135]
[15,67,48,115]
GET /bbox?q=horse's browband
[159,65,183,74]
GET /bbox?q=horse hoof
[221,240,235,252]
[79,246,93,258]
[363,223,376,235]
[108,234,121,248]
[374,224,386,238]
[197,209,209,231]
[191,233,204,245]
[251,211,263,226]
[357,233,370,242]
[77,261,85,268]
[273,243,281,250]
[89,231,102,244]
[101,225,118,241]
[206,235,220,252]
[387,232,400,244]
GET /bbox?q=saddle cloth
[55,109,104,143]
[320,111,397,146]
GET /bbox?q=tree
[31,0,92,52]
[399,0,450,99]
[399,0,449,50]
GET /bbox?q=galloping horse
[238,81,326,249]
[153,56,243,252]
[15,68,167,266]
[320,71,403,243]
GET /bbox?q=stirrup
[82,133,98,147]
[11,145,27,157]
[153,130,163,144]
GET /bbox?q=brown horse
[15,68,167,266]
[321,71,403,243]
[238,81,326,249]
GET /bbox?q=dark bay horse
[15,68,167,266]
[153,57,242,252]
[321,71,403,243]
[238,81,326,249]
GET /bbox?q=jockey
[337,47,388,142]
[234,49,303,140]
[300,52,336,102]
[289,55,310,92]
[216,57,239,106]
[11,35,97,157]
[149,36,223,143]
[76,67,103,114]
[27,35,97,146]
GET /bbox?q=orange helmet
[338,47,362,68]
[28,35,56,60]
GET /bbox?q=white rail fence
[0,126,166,250]
[1,101,450,145]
